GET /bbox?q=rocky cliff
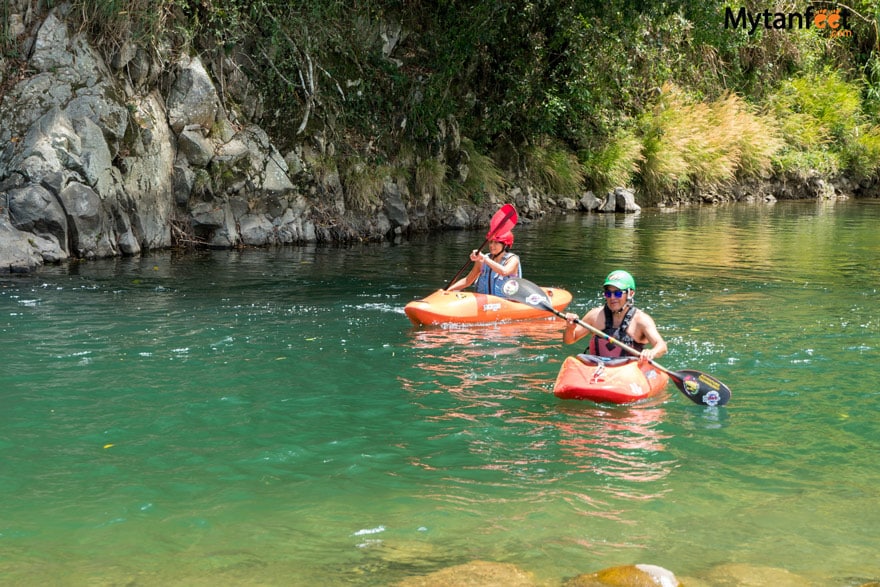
[1,5,526,272]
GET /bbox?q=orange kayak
[404,287,572,326]
[553,354,669,404]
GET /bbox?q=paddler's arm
[480,253,520,277]
[446,257,483,291]
[562,307,598,344]
[636,312,667,365]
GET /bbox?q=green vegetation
[579,131,643,196]
[414,158,446,204]
[5,0,880,205]
[768,69,880,180]
[637,84,784,201]
[340,157,388,210]
[525,139,586,197]
[454,138,507,204]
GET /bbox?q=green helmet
[604,270,635,292]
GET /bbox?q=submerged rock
[394,559,535,587]
[564,564,681,587]
[697,562,816,586]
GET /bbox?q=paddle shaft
[444,206,516,290]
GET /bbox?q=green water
[1,200,879,586]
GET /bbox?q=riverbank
[2,5,879,274]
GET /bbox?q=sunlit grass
[637,83,784,200]
[844,124,880,180]
[525,138,585,196]
[767,69,880,178]
[580,130,643,195]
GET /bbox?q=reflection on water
[401,318,677,513]
[550,402,673,484]
[403,318,564,401]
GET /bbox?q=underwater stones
[394,560,534,586]
[563,564,681,587]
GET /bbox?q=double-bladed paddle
[500,277,732,407]
[444,204,518,290]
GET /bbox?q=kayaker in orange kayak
[562,270,667,366]
[446,231,522,296]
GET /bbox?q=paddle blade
[500,278,555,312]
[444,204,518,290]
[488,204,518,239]
[671,369,732,407]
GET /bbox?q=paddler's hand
[469,250,486,263]
[638,349,656,366]
[563,312,579,325]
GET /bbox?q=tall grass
[457,137,506,203]
[580,131,643,195]
[524,138,585,196]
[844,124,880,179]
[637,83,783,201]
[341,157,388,210]
[415,158,447,204]
[72,0,174,51]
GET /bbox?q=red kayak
[553,354,670,404]
[404,287,572,327]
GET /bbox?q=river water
[1,200,879,586]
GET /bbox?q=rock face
[0,6,514,273]
[0,7,331,272]
[1,8,170,269]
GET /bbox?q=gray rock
[57,181,116,258]
[579,191,602,211]
[7,184,68,250]
[381,177,410,230]
[0,217,43,273]
[167,56,219,134]
[601,186,642,213]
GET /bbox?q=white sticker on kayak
[482,303,501,312]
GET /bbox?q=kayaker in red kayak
[447,231,522,296]
[562,270,667,366]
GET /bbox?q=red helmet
[490,231,514,247]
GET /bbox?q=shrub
[457,138,506,203]
[524,138,585,197]
[580,130,643,195]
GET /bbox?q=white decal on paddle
[525,294,544,306]
[702,390,721,407]
[501,279,520,296]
